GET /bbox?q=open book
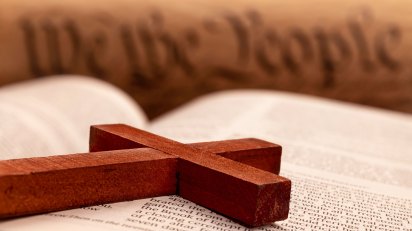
[0,76,411,230]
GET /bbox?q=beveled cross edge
[0,124,291,227]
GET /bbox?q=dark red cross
[0,124,291,227]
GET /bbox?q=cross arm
[0,148,177,218]
[90,127,282,174]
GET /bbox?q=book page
[150,90,412,228]
[1,90,411,230]
[0,76,147,160]
[151,90,412,187]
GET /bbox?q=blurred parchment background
[0,0,411,118]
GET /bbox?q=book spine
[0,0,411,117]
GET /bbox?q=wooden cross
[0,124,291,227]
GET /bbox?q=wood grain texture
[0,149,177,218]
[91,132,282,174]
[0,124,290,227]
[191,139,282,174]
